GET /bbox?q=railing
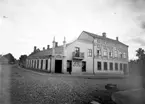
[72,52,84,60]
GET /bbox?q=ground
[0,64,144,104]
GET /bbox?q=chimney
[47,45,50,49]
[34,46,37,52]
[102,32,106,38]
[116,37,119,41]
[43,47,45,50]
[55,42,58,47]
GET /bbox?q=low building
[0,55,9,65]
[26,31,129,75]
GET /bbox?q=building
[0,55,9,65]
[26,31,129,75]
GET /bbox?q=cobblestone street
[0,65,143,104]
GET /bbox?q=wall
[66,40,93,74]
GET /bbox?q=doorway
[55,60,62,73]
[82,61,86,72]
[67,60,72,73]
[45,59,48,70]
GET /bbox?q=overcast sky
[0,0,145,59]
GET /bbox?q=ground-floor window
[120,63,123,71]
[104,62,107,70]
[35,60,37,68]
[32,60,34,68]
[37,60,39,69]
[97,61,101,70]
[115,63,118,70]
[41,60,43,69]
[123,64,128,74]
[123,64,127,70]
[110,62,113,70]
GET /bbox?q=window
[104,62,107,70]
[97,48,101,56]
[119,51,123,58]
[120,63,122,71]
[123,53,126,58]
[110,62,113,70]
[114,47,118,58]
[123,64,128,74]
[97,62,101,70]
[123,64,127,70]
[37,60,39,69]
[41,60,43,69]
[103,48,107,56]
[75,47,80,53]
[109,50,113,57]
[75,47,80,57]
[115,63,118,70]
[120,53,123,58]
[88,49,92,57]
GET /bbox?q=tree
[136,48,145,60]
[19,55,27,63]
[19,55,27,67]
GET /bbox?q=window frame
[110,62,113,70]
[103,48,108,56]
[88,49,92,57]
[120,63,123,71]
[104,62,108,70]
[97,61,101,70]
[115,63,118,70]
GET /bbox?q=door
[67,60,72,73]
[45,59,48,70]
[55,60,62,73]
[82,61,86,72]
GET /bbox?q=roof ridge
[83,31,128,47]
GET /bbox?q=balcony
[72,52,84,60]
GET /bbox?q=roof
[0,56,9,63]
[28,44,72,59]
[82,31,128,47]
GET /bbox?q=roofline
[83,31,129,47]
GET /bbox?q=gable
[78,31,94,42]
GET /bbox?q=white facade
[26,31,129,75]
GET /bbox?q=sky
[0,0,145,59]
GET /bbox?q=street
[0,64,144,104]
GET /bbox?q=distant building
[26,31,129,75]
[0,55,9,64]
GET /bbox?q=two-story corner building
[25,31,129,75]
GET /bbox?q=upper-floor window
[123,53,126,58]
[114,47,118,58]
[88,49,92,57]
[97,48,101,56]
[75,47,80,53]
[109,50,113,57]
[103,48,107,56]
[119,51,123,58]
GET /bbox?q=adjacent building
[0,55,9,64]
[26,31,129,75]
